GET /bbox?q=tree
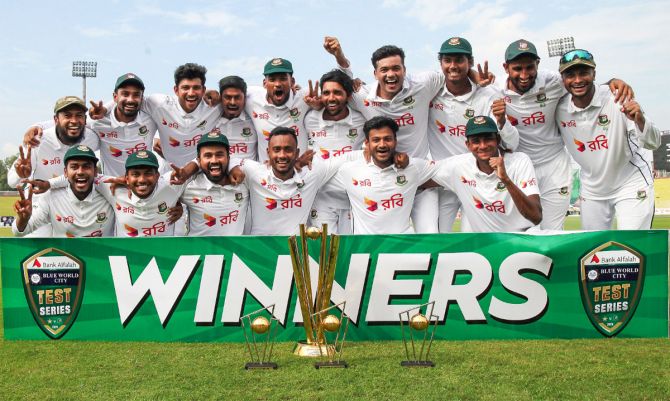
[0,153,18,191]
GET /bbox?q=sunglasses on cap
[560,49,594,64]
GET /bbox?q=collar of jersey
[567,84,605,113]
[65,184,96,203]
[366,79,411,103]
[110,107,143,129]
[318,106,353,127]
[264,90,295,109]
[438,78,477,101]
[196,172,233,190]
[221,111,250,123]
[466,153,498,179]
[365,158,401,173]
[266,165,305,185]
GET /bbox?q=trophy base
[245,362,278,370]
[401,360,435,367]
[315,360,348,369]
[293,341,335,357]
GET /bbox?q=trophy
[399,301,439,367]
[240,304,278,369]
[288,224,347,368]
[311,301,350,368]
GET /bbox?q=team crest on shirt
[597,114,610,127]
[234,192,244,205]
[95,212,107,223]
[636,190,647,200]
[310,209,318,219]
[138,125,149,136]
[495,181,507,192]
[296,182,305,189]
[290,108,301,120]
[347,129,358,140]
[196,120,208,129]
[241,128,253,137]
[396,175,407,186]
[463,108,475,119]
[559,186,569,196]
[157,202,168,214]
[403,96,415,106]
[535,93,547,107]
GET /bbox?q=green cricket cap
[465,115,498,137]
[505,39,539,62]
[115,73,145,91]
[197,131,230,152]
[439,37,472,56]
[54,96,87,114]
[125,150,159,170]
[64,145,98,164]
[263,58,293,75]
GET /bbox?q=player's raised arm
[324,36,350,69]
[489,153,542,225]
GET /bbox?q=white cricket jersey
[12,186,114,238]
[331,158,436,234]
[498,70,567,166]
[556,86,660,199]
[180,173,249,236]
[91,107,158,176]
[95,173,186,237]
[433,152,539,232]
[240,154,355,235]
[8,126,99,187]
[305,107,366,158]
[211,112,257,160]
[342,67,444,158]
[245,86,310,162]
[142,94,222,167]
[428,81,519,159]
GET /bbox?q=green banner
[1,231,667,342]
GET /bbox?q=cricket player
[323,36,492,233]
[244,58,312,162]
[305,69,366,234]
[329,116,436,234]
[9,96,99,236]
[12,145,114,237]
[180,132,249,236]
[211,76,258,160]
[429,116,542,232]
[555,49,660,230]
[499,39,633,230]
[428,37,519,232]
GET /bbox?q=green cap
[125,150,159,170]
[505,39,539,62]
[54,96,87,114]
[558,49,596,73]
[439,37,472,56]
[64,145,98,164]
[197,131,230,152]
[115,73,145,91]
[465,115,498,137]
[263,58,293,75]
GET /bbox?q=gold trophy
[311,301,350,368]
[240,305,278,369]
[399,301,438,367]
[288,224,344,365]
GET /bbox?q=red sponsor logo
[262,130,271,141]
[125,143,148,155]
[520,178,537,188]
[574,139,586,153]
[56,214,74,223]
[124,224,139,237]
[586,135,608,152]
[265,197,278,210]
[99,131,118,138]
[162,119,179,129]
[364,197,378,211]
[380,193,403,210]
[169,136,181,147]
[311,130,327,138]
[431,102,445,111]
[448,125,466,137]
[473,196,505,214]
[353,178,371,187]
[560,120,577,128]
[506,115,519,126]
[435,120,446,133]
[204,213,216,227]
[364,99,382,107]
[320,148,330,159]
[110,146,123,157]
[591,254,600,263]
[520,111,545,126]
[460,176,476,187]
[394,112,415,127]
[332,146,352,157]
[193,196,213,204]
[41,157,61,166]
[253,111,269,120]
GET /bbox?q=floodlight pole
[72,61,97,104]
[547,37,575,58]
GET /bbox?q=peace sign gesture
[304,79,323,110]
[14,184,33,232]
[476,61,496,87]
[89,100,106,120]
[15,145,32,178]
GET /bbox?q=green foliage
[0,154,18,191]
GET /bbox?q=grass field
[0,184,669,400]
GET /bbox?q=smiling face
[263,73,294,106]
[198,144,229,184]
[504,56,539,94]
[267,133,298,179]
[125,166,159,198]
[54,106,87,145]
[562,65,596,100]
[321,81,349,119]
[373,55,406,99]
[174,78,205,113]
[220,87,245,119]
[113,84,143,122]
[440,54,471,84]
[365,126,397,168]
[65,158,96,198]
[466,133,500,164]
